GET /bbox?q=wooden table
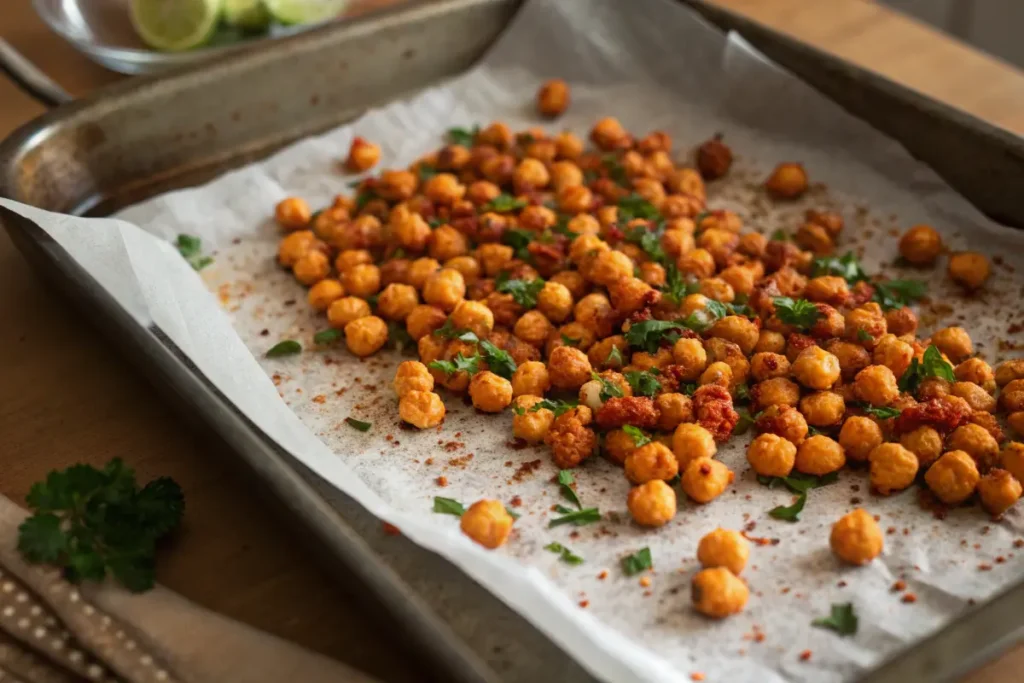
[1,1,1022,681]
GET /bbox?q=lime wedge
[131,0,224,52]
[223,0,272,31]
[264,0,348,25]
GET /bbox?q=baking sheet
[4,0,1024,681]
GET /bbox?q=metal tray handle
[0,38,71,107]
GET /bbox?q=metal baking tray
[2,1,1024,681]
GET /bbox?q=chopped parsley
[733,409,756,435]
[898,344,954,393]
[857,329,874,343]
[624,369,662,397]
[496,273,545,308]
[266,340,302,357]
[557,470,583,510]
[313,329,342,345]
[447,125,479,146]
[861,405,901,420]
[386,321,416,354]
[760,471,839,522]
[772,297,821,329]
[484,194,529,213]
[624,319,687,354]
[624,221,668,264]
[355,189,378,211]
[479,340,517,380]
[661,264,700,305]
[601,154,629,186]
[514,398,578,418]
[810,252,868,283]
[592,372,625,401]
[418,164,438,182]
[812,603,858,636]
[433,319,479,341]
[545,542,584,565]
[502,228,535,261]
[768,494,806,522]
[873,279,927,311]
[175,234,213,271]
[432,497,465,516]
[622,425,652,447]
[428,352,480,378]
[549,506,602,528]
[561,333,582,347]
[770,228,790,241]
[617,194,661,222]
[606,346,625,366]
[344,417,372,432]
[621,547,653,576]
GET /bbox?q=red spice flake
[511,459,543,483]
[312,394,326,404]
[973,543,982,550]
[436,476,448,487]
[741,531,779,546]
[850,497,862,505]
[639,576,652,588]
[510,495,523,507]
[744,520,757,532]
[382,522,401,536]
[837,580,847,588]
[448,453,475,468]
[1015,539,1024,548]
[886,526,897,535]
[425,457,434,465]
[598,570,609,580]
[578,600,589,608]
[569,530,581,539]
[642,590,653,597]
[335,387,348,396]
[799,650,812,662]
[917,488,948,519]
[981,526,991,535]
[978,563,993,571]
[891,580,906,592]
[901,593,917,604]
[690,674,705,682]
[781,587,791,594]
[996,556,1006,564]
[271,373,283,386]
[753,632,765,643]
[443,441,463,452]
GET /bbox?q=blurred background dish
[32,0,407,74]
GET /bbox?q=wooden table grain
[1,1,1022,681]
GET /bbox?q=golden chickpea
[468,371,513,413]
[749,377,797,411]
[697,529,750,575]
[507,360,548,398]
[512,395,554,443]
[706,316,758,356]
[278,230,319,267]
[476,244,515,278]
[380,258,411,287]
[422,268,466,313]
[799,391,845,427]
[393,360,434,398]
[925,450,980,504]
[587,250,634,287]
[1000,442,1024,483]
[677,248,716,279]
[932,326,973,363]
[423,173,466,206]
[795,222,833,256]
[509,159,547,195]
[590,117,630,151]
[755,404,808,444]
[377,283,419,321]
[671,338,708,381]
[557,185,594,214]
[405,257,441,289]
[445,301,490,339]
[792,346,841,391]
[995,360,1024,387]
[872,335,914,379]
[603,428,639,466]
[344,136,380,172]
[587,336,627,370]
[398,390,446,429]
[436,144,471,172]
[845,303,887,346]
[417,333,446,367]
[573,293,614,338]
[403,305,445,341]
[339,263,380,298]
[951,382,996,412]
[275,196,311,230]
[552,323,596,356]
[671,423,717,471]
[444,256,481,286]
[835,416,883,463]
[765,162,808,199]
[531,281,572,324]
[897,224,943,265]
[293,250,330,286]
[853,365,899,406]
[391,210,430,252]
[553,131,583,160]
[655,393,693,432]
[900,426,943,468]
[547,346,593,391]
[754,330,787,354]
[681,457,734,504]
[746,433,796,478]
[749,352,790,382]
[948,251,991,290]
[627,480,677,528]
[691,567,748,618]
[699,361,733,388]
[625,442,679,484]
[1002,379,1024,413]
[334,248,371,274]
[718,265,756,297]
[825,340,871,380]
[802,277,849,307]
[376,169,418,202]
[514,311,554,348]
[795,435,845,476]
[473,122,511,150]
[308,279,345,312]
[344,315,388,357]
[327,296,371,329]
[946,423,999,471]
[885,306,918,337]
[977,469,1022,517]
[868,443,918,495]
[460,499,513,549]
[550,161,583,192]
[954,357,995,393]
[536,79,570,117]
[1010,412,1024,436]
[565,214,600,237]
[425,226,468,262]
[830,509,883,565]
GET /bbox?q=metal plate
[2,0,1024,680]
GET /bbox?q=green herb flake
[484,194,529,214]
[601,155,629,186]
[624,369,662,397]
[418,165,439,182]
[733,409,756,435]
[772,297,822,330]
[621,547,653,576]
[355,189,378,211]
[557,470,584,510]
[770,229,790,241]
[447,125,479,147]
[344,417,372,432]
[617,194,662,222]
[502,228,535,261]
[545,542,584,565]
[812,602,858,636]
[313,329,342,345]
[861,405,901,420]
[810,252,868,283]
[18,459,184,592]
[899,345,954,393]
[592,372,625,401]
[266,340,302,358]
[428,352,480,378]
[479,340,517,380]
[769,493,807,522]
[428,217,445,229]
[433,319,478,341]
[622,425,652,447]
[561,333,582,347]
[386,322,416,354]
[549,507,602,528]
[506,507,521,520]
[607,346,625,366]
[433,497,466,516]
[624,319,687,354]
[661,265,700,306]
[496,273,546,308]
[528,399,578,418]
[175,234,213,271]
[857,329,874,343]
[872,279,927,311]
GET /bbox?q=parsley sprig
[810,252,868,283]
[549,505,601,528]
[18,459,184,592]
[759,471,839,522]
[592,372,625,401]
[428,352,480,378]
[772,297,821,329]
[625,319,687,354]
[175,234,213,271]
[447,125,479,146]
[624,369,662,397]
[898,345,954,393]
[872,279,927,311]
[545,542,584,565]
[621,547,653,576]
[557,470,583,509]
[513,398,578,417]
[812,603,858,636]
[483,194,528,213]
[496,273,545,308]
[661,265,700,306]
[623,425,652,447]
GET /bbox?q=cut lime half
[264,0,348,25]
[131,0,224,52]
[223,0,272,31]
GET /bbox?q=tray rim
[2,0,1024,680]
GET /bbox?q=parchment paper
[4,0,1024,681]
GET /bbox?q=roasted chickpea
[681,457,734,504]
[932,326,973,363]
[376,169,418,202]
[795,222,833,256]
[588,250,634,287]
[655,393,693,432]
[1010,412,1024,436]
[830,509,883,565]
[417,333,446,367]
[765,163,808,199]
[477,121,513,149]
[899,426,943,468]
[530,281,573,324]
[278,230,319,267]
[691,567,748,618]
[476,244,514,278]
[670,338,708,381]
[754,330,786,354]
[376,283,419,321]
[308,279,345,312]
[868,443,919,495]
[1000,442,1024,483]
[422,268,466,312]
[460,499,513,549]
[792,346,841,390]
[275,196,311,230]
[588,336,627,370]
[343,136,380,172]
[795,435,845,476]
[338,263,380,298]
[925,450,980,504]
[977,469,1022,517]
[590,117,630,151]
[834,416,882,463]
[625,442,679,484]
[424,226,467,262]
[951,382,996,412]
[447,301,492,340]
[948,251,991,290]
[802,276,848,307]
[551,131,583,160]
[505,361,549,399]
[871,335,914,379]
[954,357,995,392]
[996,360,1024,387]
[627,480,677,527]
[608,277,658,315]
[705,316,757,356]
[884,306,918,338]
[854,365,899,406]
[404,305,445,341]
[334,248,372,274]
[293,250,330,285]
[747,433,796,478]
[699,361,733,388]
[897,224,943,265]
[558,185,593,214]
[547,346,593,391]
[672,423,717,471]
[513,311,553,348]
[468,371,513,413]
[746,352,787,382]
[408,257,442,289]
[1001,379,1024,413]
[826,340,871,380]
[603,428,639,466]
[422,173,465,206]
[698,529,750,575]
[536,79,570,117]
[800,391,845,427]
[756,404,809,445]
[946,423,999,472]
[845,303,887,346]
[677,248,716,279]
[512,395,554,443]
[696,136,732,180]
[550,161,583,192]
[717,265,756,297]
[398,390,446,429]
[327,296,371,329]
[344,315,388,357]
[393,360,434,398]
